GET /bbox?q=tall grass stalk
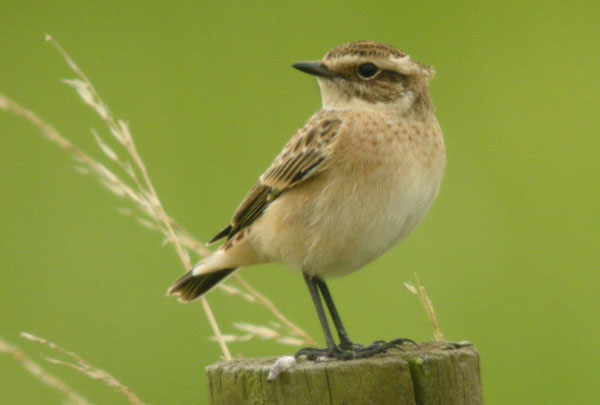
[0,334,93,405]
[0,35,316,360]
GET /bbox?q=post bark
[206,342,482,404]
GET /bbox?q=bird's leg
[295,274,419,360]
[315,278,417,355]
[315,278,356,350]
[295,273,342,360]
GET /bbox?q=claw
[339,341,363,351]
[295,346,340,361]
[295,338,418,361]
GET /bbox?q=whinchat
[168,41,446,359]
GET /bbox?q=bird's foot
[348,338,418,359]
[295,338,418,361]
[295,345,353,361]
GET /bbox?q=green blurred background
[1,2,599,404]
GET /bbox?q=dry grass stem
[49,34,231,360]
[0,335,93,405]
[404,273,444,342]
[0,92,227,359]
[21,332,145,405]
[47,36,190,269]
[234,275,318,347]
[1,34,316,359]
[212,323,306,347]
[218,283,257,303]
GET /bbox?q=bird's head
[293,41,435,114]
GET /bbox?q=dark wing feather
[209,113,342,242]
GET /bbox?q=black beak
[292,61,336,78]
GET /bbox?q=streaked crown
[293,41,435,113]
[324,41,407,60]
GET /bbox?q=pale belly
[251,160,444,278]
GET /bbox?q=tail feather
[167,268,236,302]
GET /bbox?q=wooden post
[206,342,482,404]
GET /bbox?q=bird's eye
[357,63,379,79]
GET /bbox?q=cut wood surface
[206,342,482,404]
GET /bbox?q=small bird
[168,41,446,359]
